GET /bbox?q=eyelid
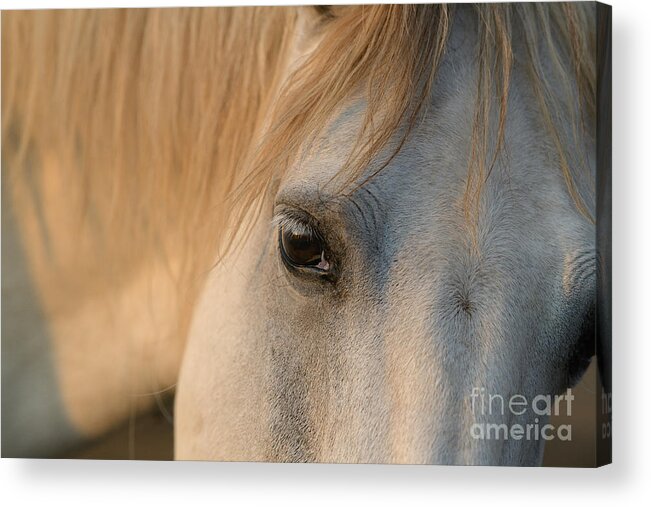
[271,207,322,238]
[272,215,315,237]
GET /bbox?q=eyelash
[272,213,319,239]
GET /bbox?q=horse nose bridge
[373,257,498,464]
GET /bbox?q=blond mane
[2,4,596,335]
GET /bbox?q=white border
[1,0,650,505]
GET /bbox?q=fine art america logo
[469,387,574,442]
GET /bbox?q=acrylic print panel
[1,2,612,466]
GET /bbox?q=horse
[2,3,606,465]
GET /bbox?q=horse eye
[279,225,330,271]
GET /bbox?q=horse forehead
[286,94,473,200]
[281,60,580,246]
[283,14,481,200]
